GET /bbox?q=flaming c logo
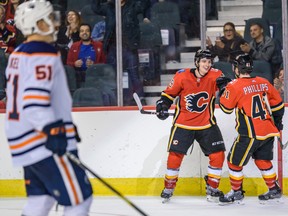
[185,92,209,112]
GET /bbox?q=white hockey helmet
[14,0,60,38]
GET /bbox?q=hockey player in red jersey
[218,54,284,204]
[5,1,93,215]
[156,49,226,202]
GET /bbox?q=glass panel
[54,0,118,107]
[49,0,286,106]
[140,0,199,105]
[207,0,283,86]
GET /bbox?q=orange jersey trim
[23,95,50,101]
[10,133,46,150]
[59,157,80,205]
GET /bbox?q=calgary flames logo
[185,92,209,112]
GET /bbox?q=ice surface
[0,196,287,216]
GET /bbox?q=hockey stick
[65,152,149,216]
[133,93,174,116]
[263,93,288,150]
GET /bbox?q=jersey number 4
[252,94,267,120]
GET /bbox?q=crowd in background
[0,0,285,107]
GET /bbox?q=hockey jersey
[161,68,223,129]
[219,76,284,139]
[5,41,78,167]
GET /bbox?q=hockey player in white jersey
[5,1,93,215]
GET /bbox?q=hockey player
[156,49,226,202]
[218,54,284,204]
[5,1,93,215]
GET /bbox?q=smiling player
[156,49,227,203]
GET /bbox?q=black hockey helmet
[194,49,214,68]
[233,54,253,74]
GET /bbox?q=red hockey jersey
[219,76,284,139]
[161,68,223,129]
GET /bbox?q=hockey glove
[156,99,169,120]
[43,120,68,156]
[216,76,232,96]
[273,115,283,131]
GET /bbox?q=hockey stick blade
[279,138,288,150]
[133,93,173,116]
[65,152,149,216]
[133,92,143,111]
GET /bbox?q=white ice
[0,196,287,216]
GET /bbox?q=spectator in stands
[4,0,25,25]
[67,23,106,88]
[91,18,105,42]
[56,10,82,64]
[0,5,16,54]
[48,0,67,26]
[0,47,6,100]
[206,22,246,63]
[240,23,276,67]
[261,0,282,26]
[0,0,26,47]
[273,67,284,100]
[143,0,157,20]
[91,0,150,106]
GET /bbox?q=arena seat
[213,61,234,79]
[138,21,162,85]
[63,65,77,95]
[72,87,104,107]
[251,60,273,84]
[84,64,117,106]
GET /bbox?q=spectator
[0,0,27,47]
[67,23,106,88]
[0,4,16,54]
[47,0,67,19]
[190,1,201,39]
[206,22,246,63]
[0,44,7,100]
[240,23,276,71]
[56,10,81,64]
[4,0,25,25]
[142,0,157,20]
[91,0,150,106]
[273,67,284,100]
[91,18,105,42]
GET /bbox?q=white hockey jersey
[5,41,78,167]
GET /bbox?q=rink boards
[0,107,287,196]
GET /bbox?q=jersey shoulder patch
[177,69,186,73]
